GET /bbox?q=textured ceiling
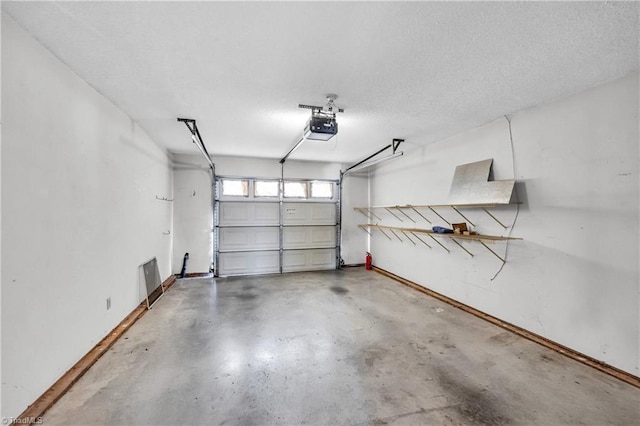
[3,1,638,163]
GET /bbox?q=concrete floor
[44,268,639,425]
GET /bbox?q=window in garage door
[215,177,339,276]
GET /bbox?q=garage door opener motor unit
[299,94,343,141]
[304,115,338,141]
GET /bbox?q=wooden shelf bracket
[427,233,450,253]
[450,237,474,258]
[385,207,404,221]
[479,241,506,264]
[481,207,508,229]
[451,206,475,226]
[378,227,392,241]
[396,207,416,223]
[389,228,403,242]
[411,231,432,248]
[428,206,451,226]
[401,230,417,245]
[409,206,431,224]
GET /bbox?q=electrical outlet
[106,297,111,310]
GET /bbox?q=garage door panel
[282,251,305,269]
[219,227,279,251]
[283,227,306,246]
[219,203,249,224]
[310,204,336,222]
[219,229,249,246]
[311,249,335,267]
[218,251,279,276]
[311,227,336,245]
[283,227,336,249]
[282,249,336,272]
[255,228,280,246]
[283,205,307,222]
[255,252,280,270]
[219,202,279,226]
[254,203,280,222]
[283,203,335,225]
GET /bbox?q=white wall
[171,154,367,273]
[1,15,174,418]
[368,72,639,376]
[212,154,342,179]
[341,173,368,265]
[172,156,213,275]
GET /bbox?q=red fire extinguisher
[365,252,372,270]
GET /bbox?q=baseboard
[373,266,640,389]
[12,274,178,425]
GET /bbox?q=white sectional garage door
[215,177,339,276]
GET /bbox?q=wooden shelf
[358,224,521,263]
[360,224,520,241]
[357,203,509,210]
[354,202,520,229]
